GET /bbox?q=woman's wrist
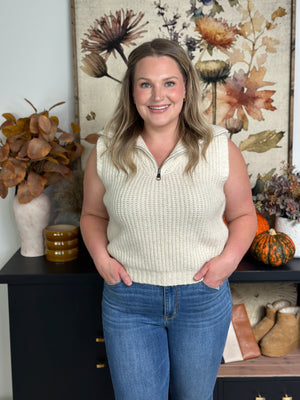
[91,248,111,269]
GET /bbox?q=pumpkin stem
[268,228,277,236]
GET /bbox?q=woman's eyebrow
[136,75,180,81]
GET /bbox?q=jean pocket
[199,280,220,291]
[105,279,123,288]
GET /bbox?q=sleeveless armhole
[96,134,106,179]
[212,125,230,180]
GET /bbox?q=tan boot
[252,300,291,342]
[260,306,300,357]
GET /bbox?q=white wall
[0,1,299,399]
[0,0,74,398]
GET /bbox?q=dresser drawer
[216,378,299,400]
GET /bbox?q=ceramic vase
[275,216,300,258]
[13,192,51,257]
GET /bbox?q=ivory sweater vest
[96,126,229,286]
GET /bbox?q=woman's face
[132,56,186,132]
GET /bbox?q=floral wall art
[71,0,295,184]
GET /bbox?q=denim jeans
[102,279,232,400]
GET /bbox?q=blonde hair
[104,38,213,174]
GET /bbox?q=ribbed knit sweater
[96,125,229,286]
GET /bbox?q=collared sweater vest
[96,125,229,286]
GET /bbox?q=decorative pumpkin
[250,228,295,267]
[255,210,269,237]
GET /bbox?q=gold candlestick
[256,396,265,400]
[282,395,292,400]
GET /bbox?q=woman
[80,38,257,400]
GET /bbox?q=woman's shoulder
[96,130,112,150]
[211,125,229,138]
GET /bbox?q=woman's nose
[152,85,164,101]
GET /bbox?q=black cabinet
[215,378,300,400]
[1,250,300,400]
[7,282,113,400]
[0,249,114,400]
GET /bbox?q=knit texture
[96,126,229,286]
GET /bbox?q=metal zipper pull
[156,168,161,181]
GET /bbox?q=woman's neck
[141,128,179,167]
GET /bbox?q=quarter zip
[135,140,186,180]
[156,167,162,181]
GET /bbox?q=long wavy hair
[104,38,213,174]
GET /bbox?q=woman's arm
[80,147,132,286]
[194,139,257,287]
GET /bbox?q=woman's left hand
[193,255,237,289]
[193,139,257,289]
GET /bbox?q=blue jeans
[102,280,232,400]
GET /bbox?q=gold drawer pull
[282,396,292,400]
[96,362,107,369]
[96,337,105,343]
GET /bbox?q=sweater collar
[135,135,186,157]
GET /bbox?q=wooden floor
[218,347,300,377]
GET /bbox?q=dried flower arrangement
[52,169,84,225]
[253,162,300,222]
[0,99,84,204]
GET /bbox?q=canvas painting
[72,0,295,184]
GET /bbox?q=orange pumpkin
[255,210,269,237]
[250,228,295,267]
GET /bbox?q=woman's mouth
[148,105,170,111]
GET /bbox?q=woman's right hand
[80,147,132,287]
[96,256,132,286]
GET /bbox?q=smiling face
[132,56,186,134]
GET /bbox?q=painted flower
[196,60,231,84]
[81,9,148,64]
[184,36,199,59]
[225,118,243,136]
[196,60,231,124]
[81,53,121,83]
[195,16,239,50]
[205,67,276,129]
[81,53,108,78]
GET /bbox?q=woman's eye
[140,82,151,88]
[165,81,175,87]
